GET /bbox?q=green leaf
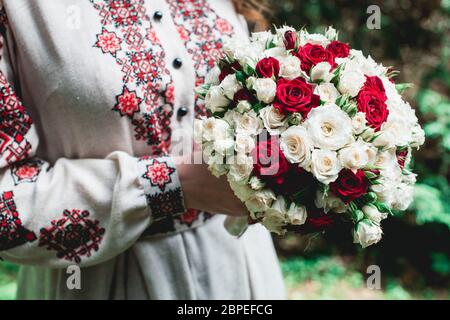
[395,83,413,94]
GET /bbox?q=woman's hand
[175,156,247,217]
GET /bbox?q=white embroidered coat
[0,0,285,299]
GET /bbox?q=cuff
[137,156,186,222]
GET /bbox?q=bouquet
[195,26,425,247]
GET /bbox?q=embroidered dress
[0,0,285,299]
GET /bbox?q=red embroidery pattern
[38,209,105,264]
[11,160,43,185]
[167,0,235,116]
[90,0,173,155]
[147,188,185,220]
[0,191,37,251]
[142,158,176,192]
[0,73,33,165]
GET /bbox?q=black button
[177,107,188,118]
[173,58,183,69]
[153,11,163,21]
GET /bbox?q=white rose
[287,203,307,225]
[234,110,262,135]
[311,62,333,82]
[362,205,387,224]
[379,115,412,147]
[205,86,229,113]
[236,100,252,113]
[228,154,254,183]
[280,125,313,169]
[325,26,337,40]
[246,76,257,90]
[279,55,303,80]
[220,74,242,100]
[338,139,371,172]
[266,196,287,216]
[249,176,265,190]
[205,66,221,85]
[410,124,425,148]
[300,31,330,46]
[353,220,383,248]
[202,118,230,142]
[311,149,342,184]
[351,112,367,135]
[259,105,288,135]
[372,129,396,149]
[228,178,254,202]
[207,153,227,178]
[262,211,286,235]
[315,190,347,213]
[351,50,387,77]
[251,31,274,46]
[315,82,339,103]
[391,183,414,211]
[245,189,277,213]
[193,118,204,144]
[305,103,353,150]
[338,60,366,97]
[265,47,289,60]
[253,78,277,104]
[234,132,255,154]
[213,137,234,156]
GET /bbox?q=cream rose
[279,55,303,80]
[304,104,353,150]
[353,220,383,248]
[351,112,367,135]
[315,190,348,213]
[362,205,387,224]
[315,82,339,103]
[234,110,263,136]
[311,62,333,82]
[234,132,256,154]
[338,60,366,97]
[228,154,254,183]
[338,139,372,173]
[245,189,277,213]
[253,78,277,104]
[287,203,307,225]
[220,74,242,100]
[310,149,342,184]
[259,105,288,135]
[280,125,313,169]
[205,85,229,114]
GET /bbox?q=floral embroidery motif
[113,86,142,118]
[11,160,44,185]
[166,0,234,116]
[142,158,176,192]
[94,28,122,56]
[90,0,173,155]
[38,209,105,264]
[0,191,37,251]
[0,73,33,165]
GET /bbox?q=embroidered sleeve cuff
[138,156,186,222]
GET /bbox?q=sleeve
[0,11,186,267]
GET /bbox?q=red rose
[357,76,389,131]
[396,150,408,169]
[219,61,242,82]
[326,40,350,58]
[330,169,368,204]
[252,136,289,184]
[296,43,336,73]
[288,210,338,235]
[256,57,280,78]
[273,77,320,117]
[284,30,297,50]
[233,88,254,104]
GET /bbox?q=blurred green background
[1,0,449,300]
